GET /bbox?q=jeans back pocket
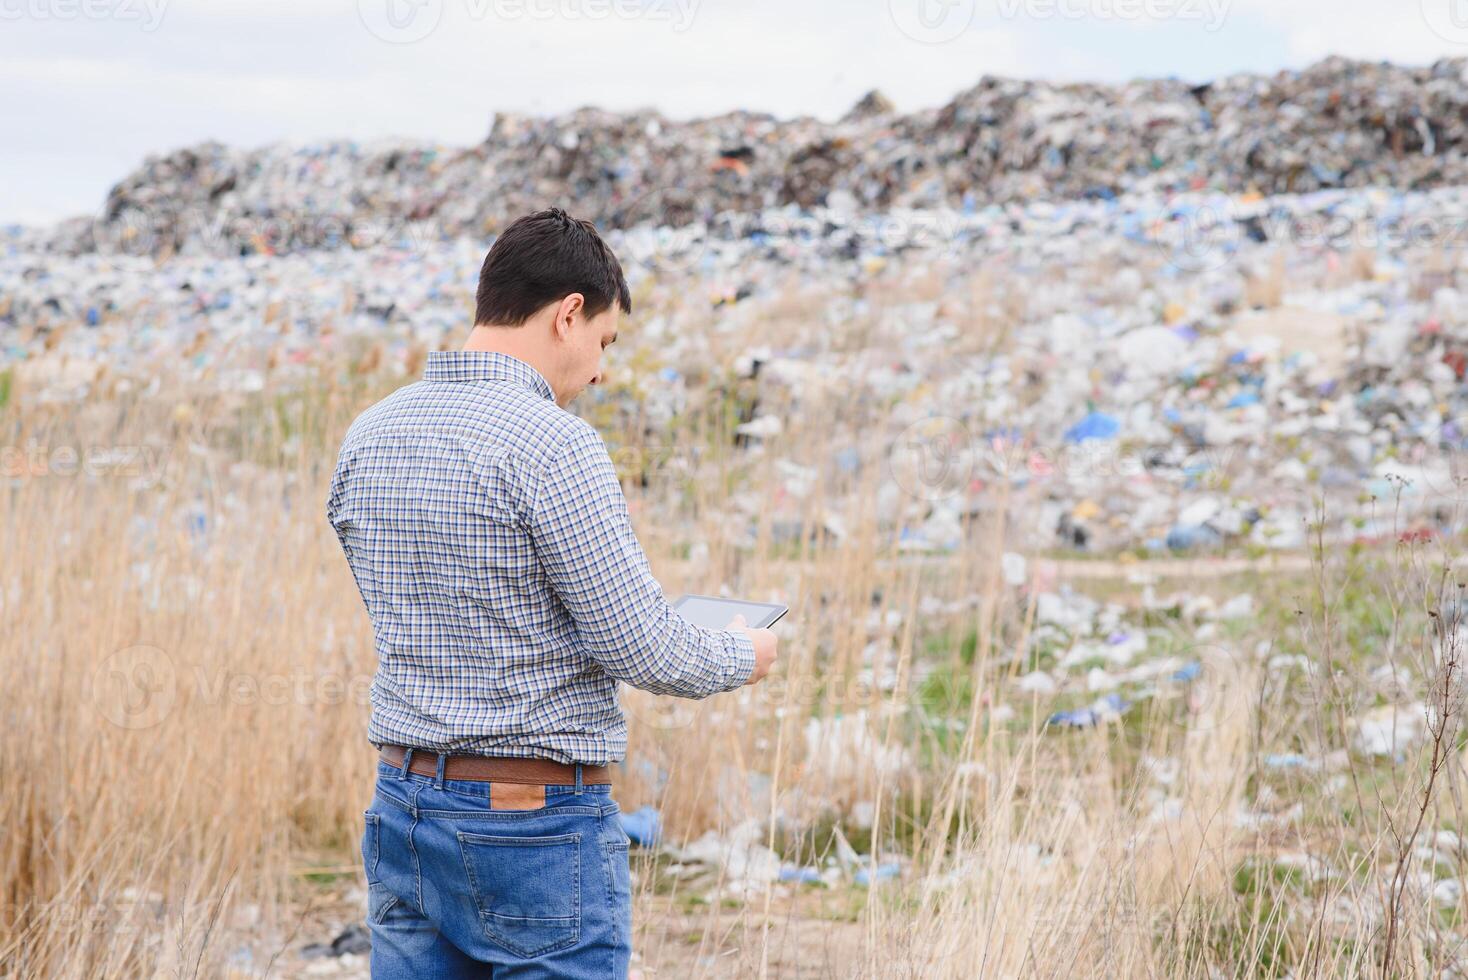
[456,830,581,958]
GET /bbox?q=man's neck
[464,324,536,361]
[461,325,559,400]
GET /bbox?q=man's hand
[726,614,778,684]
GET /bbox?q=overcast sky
[5,0,1467,225]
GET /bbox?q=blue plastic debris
[618,805,662,848]
[779,865,824,885]
[1064,411,1120,444]
[854,862,901,886]
[1047,693,1129,729]
[1165,523,1222,551]
[1226,390,1261,409]
[1170,661,1203,682]
[186,509,209,538]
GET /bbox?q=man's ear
[553,293,585,340]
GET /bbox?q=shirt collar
[423,350,556,402]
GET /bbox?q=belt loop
[398,747,414,780]
[575,762,583,795]
[434,752,447,789]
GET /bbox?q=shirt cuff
[720,629,758,691]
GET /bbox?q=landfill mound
[51,55,1468,258]
[10,177,1468,557]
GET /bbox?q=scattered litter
[1017,670,1058,695]
[619,805,662,848]
[661,819,782,887]
[1434,879,1463,908]
[854,862,901,886]
[778,865,826,885]
[1353,703,1428,758]
[301,924,370,959]
[1047,693,1129,729]
[1170,662,1203,683]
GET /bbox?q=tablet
[673,594,788,630]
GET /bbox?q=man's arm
[528,421,756,697]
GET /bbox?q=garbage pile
[35,56,1468,258]
[10,171,1468,556]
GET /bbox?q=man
[327,208,779,978]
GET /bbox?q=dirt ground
[264,884,869,978]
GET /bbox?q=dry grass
[2,298,1466,979]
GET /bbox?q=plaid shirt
[327,350,755,765]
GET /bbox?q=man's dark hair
[474,208,632,326]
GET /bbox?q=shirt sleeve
[528,421,757,698]
[325,441,373,622]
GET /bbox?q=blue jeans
[361,756,632,978]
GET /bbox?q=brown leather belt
[378,745,612,786]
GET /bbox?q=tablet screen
[673,594,787,630]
